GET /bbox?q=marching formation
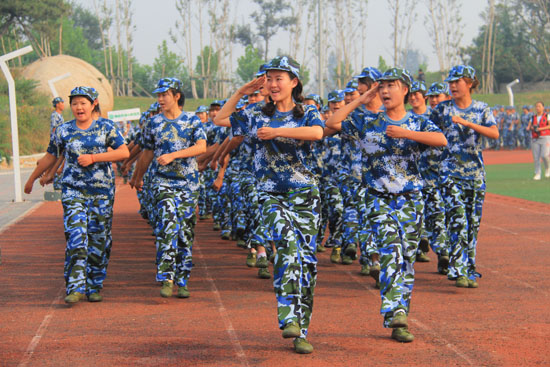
[29,53,550,355]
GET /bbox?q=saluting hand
[238,76,266,96]
[157,153,174,166]
[358,82,379,104]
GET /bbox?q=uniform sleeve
[429,105,444,130]
[141,118,155,150]
[481,106,497,128]
[304,105,325,128]
[230,109,249,137]
[421,116,443,133]
[106,121,126,149]
[46,129,63,157]
[191,115,207,142]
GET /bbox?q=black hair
[93,103,101,114]
[169,88,185,107]
[358,77,375,89]
[463,76,480,93]
[261,71,304,119]
[536,101,544,107]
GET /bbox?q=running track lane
[0,184,548,366]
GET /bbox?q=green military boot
[370,261,381,281]
[87,292,103,302]
[360,263,370,276]
[256,256,269,269]
[64,291,85,304]
[344,243,357,257]
[213,223,221,231]
[416,252,431,262]
[389,310,408,328]
[437,254,449,275]
[293,337,314,354]
[391,327,414,343]
[455,276,469,288]
[246,252,257,268]
[330,247,341,264]
[341,254,353,265]
[160,280,174,297]
[282,321,301,338]
[316,244,327,253]
[177,286,190,298]
[236,239,247,248]
[258,267,271,279]
[418,237,430,253]
[468,279,479,288]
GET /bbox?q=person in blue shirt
[50,97,65,137]
[326,68,447,343]
[25,86,129,304]
[133,78,207,299]
[519,105,533,149]
[216,56,324,354]
[429,65,499,288]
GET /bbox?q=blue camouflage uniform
[48,115,125,297]
[430,99,496,283]
[141,110,206,288]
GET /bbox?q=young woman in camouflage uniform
[216,56,324,354]
[326,68,447,343]
[133,78,206,299]
[429,65,499,288]
[25,86,129,304]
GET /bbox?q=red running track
[0,180,549,366]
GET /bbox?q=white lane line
[345,270,474,366]
[195,245,249,367]
[0,201,43,235]
[17,288,64,367]
[485,199,550,217]
[484,224,550,245]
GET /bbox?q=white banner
[108,108,141,122]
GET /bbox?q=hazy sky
[77,0,486,72]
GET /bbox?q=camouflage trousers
[317,180,344,248]
[442,178,485,281]
[153,185,198,287]
[240,173,269,249]
[421,186,448,256]
[259,186,321,338]
[213,178,232,237]
[198,169,215,217]
[62,196,114,295]
[357,187,378,266]
[367,190,423,328]
[229,172,247,238]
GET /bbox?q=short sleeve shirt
[231,104,325,193]
[342,111,441,194]
[141,111,206,191]
[50,111,64,137]
[47,118,125,199]
[430,100,496,181]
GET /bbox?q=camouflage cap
[354,67,382,82]
[344,79,359,93]
[377,68,413,87]
[69,86,99,101]
[522,105,529,110]
[327,90,345,103]
[236,98,247,109]
[210,100,225,107]
[426,82,450,96]
[52,96,64,107]
[266,56,300,79]
[505,105,514,110]
[410,81,427,94]
[152,77,182,94]
[255,63,269,77]
[195,105,209,113]
[305,93,323,107]
[321,105,331,113]
[445,65,476,82]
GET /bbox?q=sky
[76,0,486,73]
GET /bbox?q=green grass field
[485,163,550,203]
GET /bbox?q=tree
[387,0,418,67]
[0,0,71,58]
[195,46,219,99]
[377,56,389,73]
[250,0,297,60]
[236,45,264,83]
[425,0,463,78]
[153,40,186,81]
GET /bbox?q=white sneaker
[545,168,550,178]
[534,173,541,180]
